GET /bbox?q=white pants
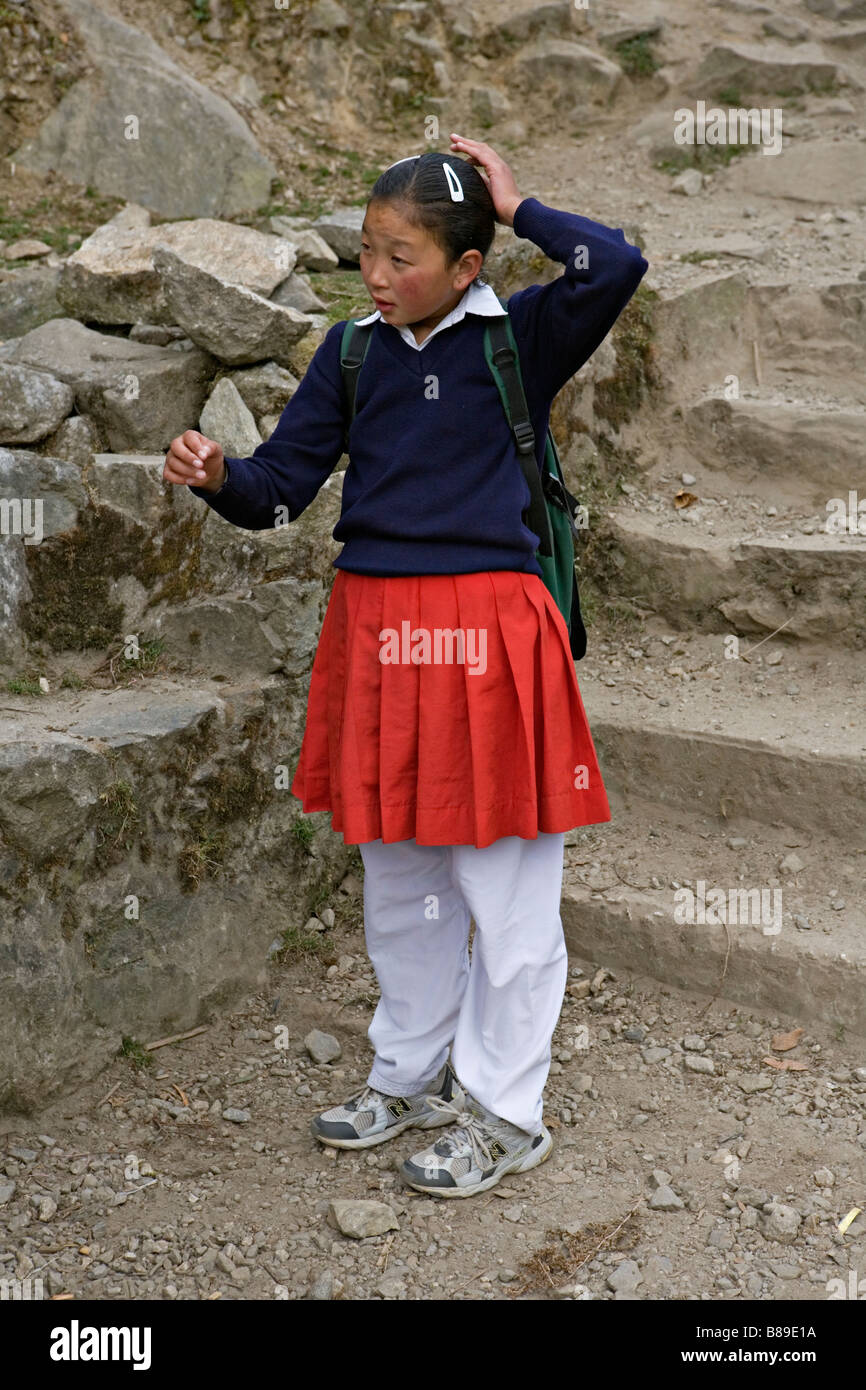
[358,832,568,1137]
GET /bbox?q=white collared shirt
[353,278,506,349]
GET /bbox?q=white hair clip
[384,154,465,202]
[443,163,464,202]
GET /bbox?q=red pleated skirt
[290,568,611,847]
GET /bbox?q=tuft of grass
[118,1036,154,1071]
[5,674,43,696]
[616,34,660,79]
[291,815,316,853]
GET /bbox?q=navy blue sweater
[189,198,648,578]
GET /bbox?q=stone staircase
[557,268,866,1040]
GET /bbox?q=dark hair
[367,152,496,286]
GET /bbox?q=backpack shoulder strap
[483,301,554,555]
[339,318,375,453]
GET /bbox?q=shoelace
[341,1084,388,1113]
[423,1096,511,1171]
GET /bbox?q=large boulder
[57,205,298,326]
[9,319,215,452]
[9,0,277,218]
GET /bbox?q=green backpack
[339,300,587,660]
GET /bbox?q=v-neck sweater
[189,197,648,578]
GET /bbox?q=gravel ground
[2,868,864,1303]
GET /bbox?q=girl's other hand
[163,430,226,492]
[448,134,523,226]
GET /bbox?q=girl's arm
[187,321,348,529]
[506,197,649,404]
[448,135,649,406]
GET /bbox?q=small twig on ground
[144,1025,209,1051]
[96,1081,122,1107]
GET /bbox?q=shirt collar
[352,279,506,347]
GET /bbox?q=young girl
[164,135,648,1199]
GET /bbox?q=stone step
[560,808,866,1041]
[600,508,866,645]
[653,274,866,402]
[576,634,865,843]
[683,395,866,510]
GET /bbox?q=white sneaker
[310,1061,466,1149]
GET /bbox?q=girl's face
[360,199,483,333]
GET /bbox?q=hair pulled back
[367,152,496,286]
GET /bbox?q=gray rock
[37,1195,58,1220]
[277,226,338,274]
[607,1258,642,1292]
[222,1108,251,1124]
[759,1202,802,1244]
[36,413,103,467]
[0,265,63,339]
[694,40,856,99]
[0,362,74,444]
[682,1034,707,1051]
[153,245,312,367]
[779,852,804,873]
[270,272,328,315]
[9,0,276,219]
[672,168,703,197]
[305,1029,342,1064]
[516,40,623,112]
[684,1054,716,1074]
[200,377,262,458]
[642,1046,671,1063]
[307,1270,336,1300]
[0,1181,16,1204]
[649,1185,685,1211]
[310,207,366,263]
[735,1072,774,1094]
[228,361,299,419]
[9,317,214,451]
[623,1025,645,1042]
[328,1199,399,1239]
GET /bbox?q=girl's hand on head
[163,430,226,492]
[448,134,523,226]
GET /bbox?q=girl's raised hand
[448,134,524,226]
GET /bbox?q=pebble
[759,1202,801,1244]
[607,1258,642,1291]
[308,1270,336,1300]
[319,907,336,928]
[222,1108,251,1124]
[684,1055,715,1074]
[727,837,748,850]
[37,1196,58,1221]
[779,852,804,873]
[305,1030,342,1064]
[830,899,846,911]
[641,1047,671,1064]
[682,1034,706,1051]
[0,1181,16,1205]
[328,1199,399,1239]
[681,472,696,485]
[812,1167,835,1187]
[623,1026,645,1042]
[793,914,813,931]
[9,1146,37,1162]
[736,1073,773,1093]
